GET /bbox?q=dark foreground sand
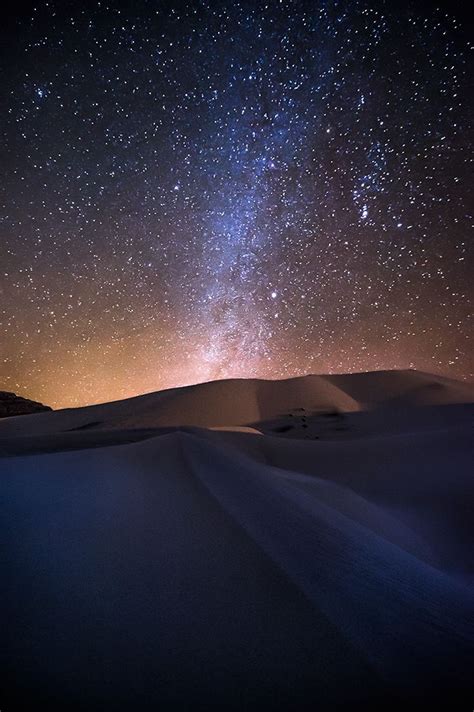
[1,370,473,709]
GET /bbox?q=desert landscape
[1,369,473,709]
[2,0,472,707]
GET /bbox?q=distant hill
[0,391,52,419]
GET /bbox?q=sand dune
[0,368,472,437]
[1,370,473,709]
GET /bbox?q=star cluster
[0,0,471,407]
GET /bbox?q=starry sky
[0,0,472,408]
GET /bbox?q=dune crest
[0,369,471,437]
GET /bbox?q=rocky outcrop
[0,391,52,418]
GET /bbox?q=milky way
[0,0,471,407]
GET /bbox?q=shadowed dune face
[1,370,473,709]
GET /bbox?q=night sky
[0,0,472,408]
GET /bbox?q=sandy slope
[1,370,473,710]
[0,368,472,438]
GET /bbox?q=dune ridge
[0,368,472,437]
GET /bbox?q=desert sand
[1,369,473,709]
